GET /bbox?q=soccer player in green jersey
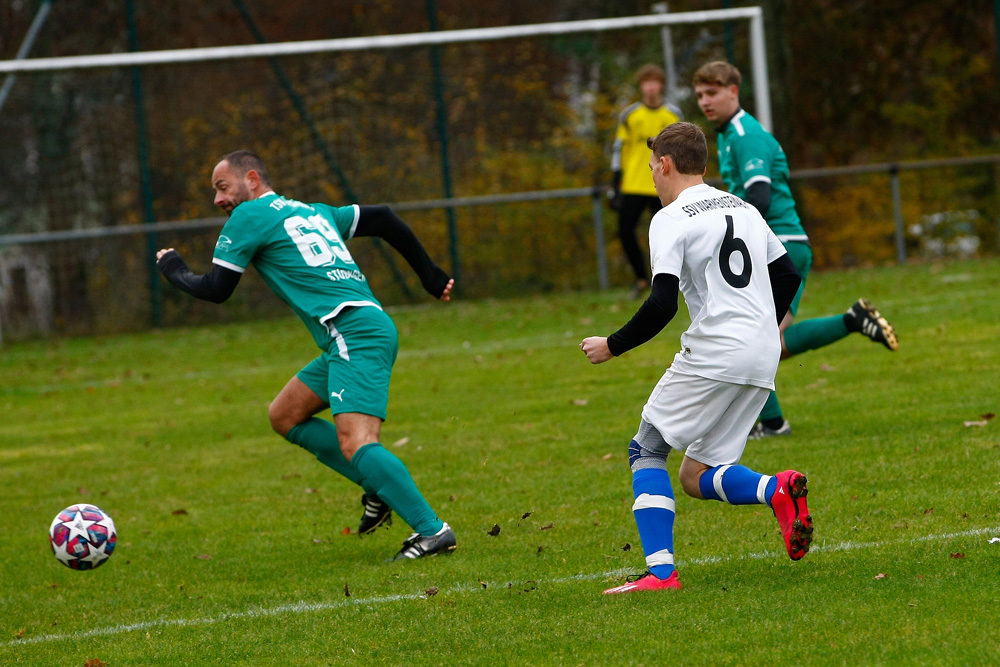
[156,150,456,561]
[693,61,899,438]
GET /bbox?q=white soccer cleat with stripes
[390,522,456,561]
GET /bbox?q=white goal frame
[0,7,772,129]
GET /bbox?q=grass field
[2,257,999,666]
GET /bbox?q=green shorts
[783,241,812,317]
[297,306,399,420]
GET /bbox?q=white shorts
[639,368,770,467]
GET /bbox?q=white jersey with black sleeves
[649,183,787,389]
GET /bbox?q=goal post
[0,7,772,129]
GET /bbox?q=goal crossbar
[0,7,770,127]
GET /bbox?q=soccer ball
[49,504,117,570]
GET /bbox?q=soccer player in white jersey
[156,151,456,562]
[580,123,813,593]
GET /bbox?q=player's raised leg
[679,382,813,560]
[680,457,813,560]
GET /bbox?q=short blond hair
[692,61,741,88]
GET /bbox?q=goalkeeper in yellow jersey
[609,64,683,297]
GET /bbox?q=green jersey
[212,192,382,349]
[716,109,808,242]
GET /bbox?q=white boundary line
[5,525,997,649]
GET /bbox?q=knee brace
[628,420,669,472]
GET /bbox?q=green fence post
[426,0,462,286]
[126,0,160,327]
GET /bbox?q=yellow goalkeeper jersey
[612,101,683,196]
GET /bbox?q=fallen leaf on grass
[950,552,965,559]
[536,546,544,555]
[508,580,538,594]
[195,554,212,560]
[341,526,351,535]
[540,523,554,531]
[622,543,632,552]
[572,398,589,406]
[15,628,25,639]
[981,413,996,420]
[478,579,488,589]
[305,487,318,494]
[602,453,613,460]
[84,660,108,667]
[344,583,351,597]
[77,487,89,495]
[171,509,188,515]
[487,524,501,537]
[425,586,439,597]
[874,573,888,580]
[924,508,934,514]
[392,437,410,447]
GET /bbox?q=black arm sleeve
[354,205,451,298]
[745,181,771,216]
[156,250,242,304]
[607,273,680,357]
[767,252,802,325]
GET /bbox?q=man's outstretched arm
[156,248,242,304]
[354,205,453,299]
[580,273,680,364]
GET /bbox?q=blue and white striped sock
[698,464,776,506]
[632,467,676,579]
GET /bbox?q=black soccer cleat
[358,493,392,536]
[390,522,457,561]
[848,298,898,351]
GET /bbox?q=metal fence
[1,153,998,345]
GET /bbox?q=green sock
[784,315,850,356]
[350,443,443,536]
[759,390,783,422]
[286,418,364,487]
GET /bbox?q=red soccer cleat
[603,571,682,594]
[771,470,814,560]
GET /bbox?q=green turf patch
[2,258,999,665]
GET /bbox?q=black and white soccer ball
[49,504,118,570]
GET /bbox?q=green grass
[2,258,999,666]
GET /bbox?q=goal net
[0,4,767,341]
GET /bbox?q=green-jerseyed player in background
[693,61,899,438]
[156,150,456,561]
